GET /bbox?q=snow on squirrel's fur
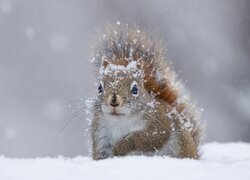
[90,22,203,150]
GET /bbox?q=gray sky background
[0,0,250,157]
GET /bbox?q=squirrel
[89,23,202,160]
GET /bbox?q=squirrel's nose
[110,94,119,107]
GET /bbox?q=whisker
[57,99,101,134]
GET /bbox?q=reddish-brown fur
[92,24,202,158]
[102,59,178,105]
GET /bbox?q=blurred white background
[0,0,249,157]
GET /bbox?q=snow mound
[1,143,250,180]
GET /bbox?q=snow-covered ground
[1,143,250,180]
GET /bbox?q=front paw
[93,151,111,160]
[93,155,107,160]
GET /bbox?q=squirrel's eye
[131,81,139,97]
[98,82,104,94]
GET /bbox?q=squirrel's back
[91,22,202,151]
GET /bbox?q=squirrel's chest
[101,114,145,146]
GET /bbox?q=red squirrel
[90,23,202,160]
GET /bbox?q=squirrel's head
[97,65,150,116]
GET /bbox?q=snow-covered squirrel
[90,23,202,160]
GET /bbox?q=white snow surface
[1,142,250,180]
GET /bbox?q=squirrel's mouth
[102,103,129,116]
[110,108,125,116]
[108,107,126,116]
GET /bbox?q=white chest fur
[100,113,145,147]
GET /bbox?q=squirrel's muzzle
[107,94,122,109]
